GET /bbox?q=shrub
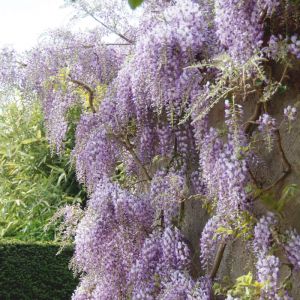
[0,101,85,240]
[0,239,78,300]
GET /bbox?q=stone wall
[182,61,300,298]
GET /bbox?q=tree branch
[104,43,132,46]
[209,240,227,280]
[254,129,292,199]
[178,201,185,227]
[69,76,96,113]
[247,162,261,188]
[81,8,134,44]
[160,210,165,228]
[123,135,152,181]
[110,132,152,181]
[262,129,291,193]
[244,102,263,135]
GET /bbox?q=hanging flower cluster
[1,0,300,299]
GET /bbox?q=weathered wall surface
[182,62,300,298]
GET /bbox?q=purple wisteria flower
[284,229,300,270]
[257,113,277,151]
[288,35,300,59]
[215,0,279,63]
[257,255,280,299]
[284,105,297,122]
[253,212,277,257]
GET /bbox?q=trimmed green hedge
[0,240,78,300]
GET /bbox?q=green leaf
[21,138,40,145]
[128,0,143,9]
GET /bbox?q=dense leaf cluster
[0,101,85,240]
[0,239,77,300]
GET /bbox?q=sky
[0,0,96,51]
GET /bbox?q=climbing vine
[1,0,300,299]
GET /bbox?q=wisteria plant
[1,0,300,299]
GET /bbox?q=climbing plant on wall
[1,0,300,298]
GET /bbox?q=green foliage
[257,184,299,212]
[185,54,268,124]
[215,211,255,240]
[128,0,144,9]
[0,239,78,300]
[0,101,85,241]
[224,272,263,300]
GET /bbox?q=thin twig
[188,194,204,201]
[244,102,263,135]
[247,163,261,188]
[160,210,165,228]
[278,64,289,87]
[104,43,132,46]
[82,9,134,44]
[126,179,149,189]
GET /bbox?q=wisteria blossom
[0,0,300,299]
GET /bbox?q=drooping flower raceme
[215,0,279,63]
[150,170,186,224]
[257,113,277,151]
[257,255,280,299]
[253,212,277,257]
[284,105,297,123]
[129,226,191,299]
[284,229,300,271]
[2,1,300,300]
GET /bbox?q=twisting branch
[110,132,152,181]
[160,210,165,228]
[123,135,152,181]
[247,162,261,188]
[209,240,227,280]
[262,129,291,193]
[244,62,289,135]
[178,202,185,227]
[254,129,292,200]
[69,76,96,113]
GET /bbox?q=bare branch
[254,129,292,200]
[122,135,152,181]
[209,240,227,280]
[244,102,263,135]
[262,129,291,193]
[69,75,96,113]
[103,43,132,46]
[110,132,152,181]
[178,202,185,227]
[79,6,134,44]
